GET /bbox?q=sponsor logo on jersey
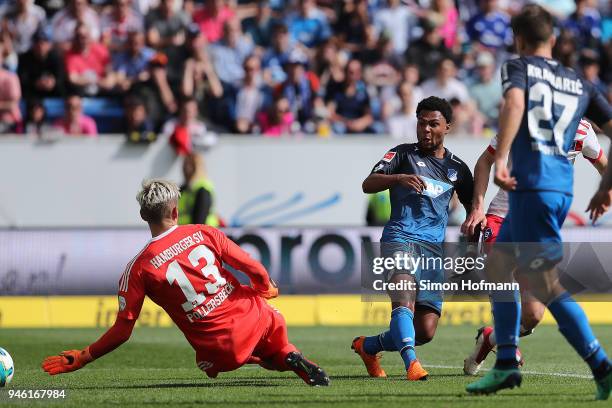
[419,176,453,199]
[416,161,426,167]
[447,168,458,182]
[118,295,126,311]
[382,151,396,162]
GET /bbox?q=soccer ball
[0,348,14,387]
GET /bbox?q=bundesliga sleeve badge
[382,152,396,162]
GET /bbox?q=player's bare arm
[362,173,425,194]
[461,149,494,236]
[494,89,524,191]
[587,120,612,222]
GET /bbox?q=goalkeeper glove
[256,278,279,299]
[42,347,94,375]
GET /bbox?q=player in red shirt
[42,179,330,386]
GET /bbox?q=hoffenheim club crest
[447,169,458,182]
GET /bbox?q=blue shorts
[497,191,572,269]
[381,241,443,315]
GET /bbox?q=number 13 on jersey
[166,245,227,312]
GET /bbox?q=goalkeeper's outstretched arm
[41,316,136,375]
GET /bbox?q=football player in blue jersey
[352,96,474,381]
[466,5,612,398]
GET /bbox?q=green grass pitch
[1,324,610,407]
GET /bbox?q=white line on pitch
[423,364,593,379]
[316,363,593,379]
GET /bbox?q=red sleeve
[88,316,136,359]
[117,258,146,321]
[207,227,270,291]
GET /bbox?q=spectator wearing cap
[193,0,235,44]
[235,55,267,133]
[100,0,145,53]
[262,23,294,86]
[468,51,501,128]
[145,0,189,51]
[373,0,416,55]
[2,0,46,54]
[64,23,114,95]
[466,0,512,51]
[285,0,331,48]
[50,0,101,47]
[563,0,602,50]
[275,48,321,131]
[0,43,21,133]
[241,0,278,48]
[111,30,155,92]
[18,28,65,98]
[327,59,374,134]
[53,94,97,136]
[420,58,470,105]
[404,18,454,82]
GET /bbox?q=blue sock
[363,330,397,355]
[492,290,521,364]
[548,292,609,377]
[390,307,417,369]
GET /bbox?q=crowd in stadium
[0,0,610,141]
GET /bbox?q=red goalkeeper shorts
[195,296,297,378]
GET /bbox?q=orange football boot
[351,336,386,378]
[406,359,428,381]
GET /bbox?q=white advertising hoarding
[0,136,609,227]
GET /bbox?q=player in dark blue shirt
[467,5,612,398]
[352,96,473,381]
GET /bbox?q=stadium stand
[0,0,610,140]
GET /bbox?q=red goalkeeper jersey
[117,224,272,352]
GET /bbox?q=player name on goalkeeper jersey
[186,282,235,323]
[150,230,205,269]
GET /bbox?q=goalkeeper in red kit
[41,179,330,386]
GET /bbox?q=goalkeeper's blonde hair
[136,179,181,224]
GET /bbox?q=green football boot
[595,369,612,400]
[466,368,522,395]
